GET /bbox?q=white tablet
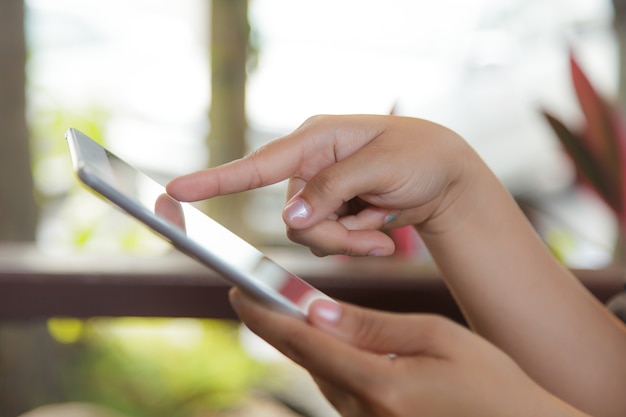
[66,128,333,319]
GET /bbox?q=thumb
[283,144,390,230]
[308,299,460,358]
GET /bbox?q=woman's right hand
[167,115,482,257]
[168,114,626,417]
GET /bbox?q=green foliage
[29,106,108,199]
[545,228,576,264]
[56,318,268,417]
[28,105,176,254]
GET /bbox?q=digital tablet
[66,128,333,319]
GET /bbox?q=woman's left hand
[229,289,585,417]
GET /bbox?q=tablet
[66,128,333,319]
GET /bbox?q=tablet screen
[67,128,331,318]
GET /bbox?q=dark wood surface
[0,244,623,322]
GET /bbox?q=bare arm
[418,148,626,417]
[168,114,626,416]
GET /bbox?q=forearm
[418,153,626,417]
[169,113,625,416]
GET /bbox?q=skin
[228,289,588,417]
[167,115,626,417]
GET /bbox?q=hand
[169,114,626,416]
[167,115,479,257]
[229,289,587,417]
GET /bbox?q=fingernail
[312,299,341,324]
[384,211,400,224]
[284,198,311,223]
[228,288,241,310]
[384,214,397,224]
[368,248,389,257]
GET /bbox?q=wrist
[415,141,496,238]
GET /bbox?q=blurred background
[16,0,626,263]
[1,0,624,416]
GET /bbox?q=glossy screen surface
[67,128,331,318]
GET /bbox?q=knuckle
[361,381,402,414]
[422,314,455,334]
[310,248,333,258]
[351,311,388,347]
[285,229,334,256]
[299,114,332,129]
[346,370,401,415]
[244,146,270,189]
[277,335,307,367]
[285,227,304,245]
[309,171,342,199]
[416,314,458,348]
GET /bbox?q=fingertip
[164,178,179,198]
[308,299,349,340]
[228,287,240,307]
[368,244,396,257]
[283,197,313,227]
[309,299,342,325]
[165,175,194,201]
[384,210,401,225]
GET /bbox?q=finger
[166,122,339,202]
[286,218,396,257]
[312,375,362,416]
[286,176,307,203]
[288,178,378,223]
[338,206,400,231]
[282,140,399,230]
[167,114,388,202]
[286,175,400,256]
[308,298,463,358]
[229,288,387,392]
[166,144,299,202]
[289,174,399,229]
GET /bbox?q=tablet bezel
[66,128,333,319]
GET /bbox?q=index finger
[166,115,388,202]
[166,135,305,202]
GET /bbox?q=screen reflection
[71,128,331,317]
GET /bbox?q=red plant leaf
[611,106,626,228]
[543,110,620,213]
[570,51,621,186]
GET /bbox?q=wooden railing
[0,244,623,323]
